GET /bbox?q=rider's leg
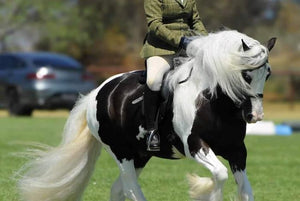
[144,55,172,151]
[146,56,172,91]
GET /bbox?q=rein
[178,67,193,84]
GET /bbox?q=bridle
[241,60,270,100]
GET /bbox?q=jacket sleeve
[144,0,182,48]
[191,2,208,36]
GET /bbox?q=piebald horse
[18,30,276,201]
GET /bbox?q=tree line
[1,0,299,69]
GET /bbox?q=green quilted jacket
[141,0,207,58]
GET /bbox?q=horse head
[240,38,276,123]
[167,31,276,125]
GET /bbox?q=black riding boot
[143,85,161,151]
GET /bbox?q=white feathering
[187,174,225,201]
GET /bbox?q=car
[0,52,96,116]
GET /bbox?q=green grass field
[0,105,300,201]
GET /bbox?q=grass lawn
[0,109,300,201]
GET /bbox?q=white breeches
[146,55,174,91]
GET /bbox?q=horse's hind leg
[118,159,147,201]
[110,176,125,201]
[107,151,147,201]
[109,154,150,201]
[110,167,145,201]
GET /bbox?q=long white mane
[167,30,269,104]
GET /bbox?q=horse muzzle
[243,110,264,123]
[241,96,264,123]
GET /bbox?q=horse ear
[266,37,276,51]
[241,39,250,51]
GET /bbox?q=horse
[17,30,276,201]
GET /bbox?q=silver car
[0,52,96,116]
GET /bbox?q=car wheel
[8,89,33,116]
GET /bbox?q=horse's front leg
[233,170,253,201]
[228,144,254,201]
[186,137,228,201]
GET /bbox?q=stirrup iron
[146,129,160,151]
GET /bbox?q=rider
[141,0,207,151]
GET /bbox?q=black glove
[179,36,193,50]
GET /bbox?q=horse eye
[242,72,252,83]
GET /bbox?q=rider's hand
[179,36,193,50]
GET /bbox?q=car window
[0,56,14,70]
[11,57,26,69]
[33,57,82,69]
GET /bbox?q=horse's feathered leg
[233,170,254,201]
[110,176,125,201]
[107,148,146,201]
[118,159,146,201]
[110,168,144,201]
[188,147,228,201]
[227,144,254,201]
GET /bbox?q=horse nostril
[246,114,253,121]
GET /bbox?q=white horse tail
[18,92,102,201]
[187,174,223,201]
